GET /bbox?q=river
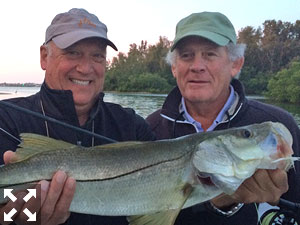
[0,86,299,127]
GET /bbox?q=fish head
[192,121,294,194]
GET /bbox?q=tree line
[105,19,300,103]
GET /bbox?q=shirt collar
[180,85,235,132]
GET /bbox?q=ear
[231,57,244,78]
[171,64,177,79]
[40,45,48,71]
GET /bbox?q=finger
[252,169,288,201]
[268,169,288,192]
[47,177,76,224]
[233,169,288,204]
[6,192,27,225]
[39,180,50,207]
[40,171,67,223]
[248,169,270,192]
[231,182,255,203]
[267,169,288,205]
[0,192,25,225]
[3,151,16,164]
[16,181,48,224]
[238,170,276,203]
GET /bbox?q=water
[0,86,299,127]
[104,92,166,118]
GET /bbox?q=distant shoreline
[0,83,41,87]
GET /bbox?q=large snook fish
[0,121,298,225]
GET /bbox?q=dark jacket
[0,83,155,225]
[146,79,300,225]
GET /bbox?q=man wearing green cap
[147,12,300,224]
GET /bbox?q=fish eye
[242,129,252,138]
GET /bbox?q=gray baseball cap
[45,8,118,51]
[171,12,236,51]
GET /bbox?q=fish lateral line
[78,150,195,182]
[0,150,194,187]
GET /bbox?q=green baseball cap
[171,12,236,51]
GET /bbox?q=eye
[92,53,106,63]
[64,50,81,58]
[179,52,194,60]
[242,129,252,138]
[203,51,217,58]
[68,51,79,55]
[207,51,217,57]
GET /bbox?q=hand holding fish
[0,151,76,225]
[210,168,289,210]
[233,168,288,204]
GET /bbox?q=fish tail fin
[12,133,76,163]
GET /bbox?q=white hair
[165,42,247,65]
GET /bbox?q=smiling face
[40,38,107,109]
[172,37,243,109]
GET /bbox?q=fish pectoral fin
[127,209,180,225]
[13,133,76,163]
[127,184,193,225]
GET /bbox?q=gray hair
[165,42,247,65]
[44,43,53,56]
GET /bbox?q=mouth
[70,79,91,86]
[197,173,215,186]
[188,80,210,85]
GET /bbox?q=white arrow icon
[23,189,36,202]
[23,208,36,221]
[4,189,17,202]
[4,208,17,221]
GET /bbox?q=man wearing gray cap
[147,12,300,224]
[0,8,154,225]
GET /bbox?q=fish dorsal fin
[127,184,193,225]
[12,133,76,163]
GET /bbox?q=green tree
[105,37,174,93]
[119,73,172,93]
[238,20,300,95]
[267,59,300,103]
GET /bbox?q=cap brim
[171,30,230,51]
[52,30,118,51]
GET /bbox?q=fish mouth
[196,173,215,186]
[273,134,294,170]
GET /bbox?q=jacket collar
[39,82,105,126]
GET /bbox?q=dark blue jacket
[146,79,300,225]
[0,82,155,225]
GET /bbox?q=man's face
[172,37,242,107]
[40,38,107,107]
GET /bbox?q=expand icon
[3,188,37,222]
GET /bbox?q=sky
[0,0,299,83]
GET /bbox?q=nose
[190,54,206,73]
[76,56,93,74]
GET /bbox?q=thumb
[3,150,16,164]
